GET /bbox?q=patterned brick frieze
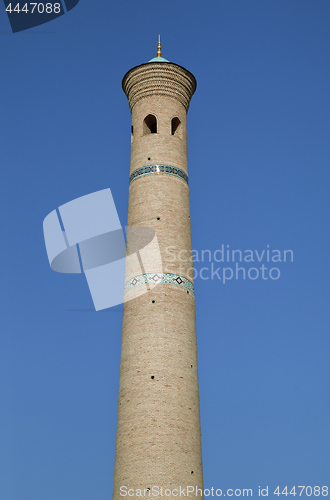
[124,272,194,294]
[129,164,189,186]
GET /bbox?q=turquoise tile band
[129,165,189,186]
[124,272,194,294]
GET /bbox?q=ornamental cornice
[122,62,197,112]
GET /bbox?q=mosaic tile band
[124,272,194,294]
[129,165,189,186]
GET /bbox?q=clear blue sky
[0,1,329,498]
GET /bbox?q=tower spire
[156,33,162,57]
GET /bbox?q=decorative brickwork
[122,62,197,112]
[129,164,189,186]
[124,272,194,294]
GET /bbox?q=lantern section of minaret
[113,38,203,497]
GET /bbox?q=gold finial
[156,33,162,58]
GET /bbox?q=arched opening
[144,114,157,135]
[131,125,134,143]
[171,117,181,138]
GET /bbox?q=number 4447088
[274,487,328,496]
[6,3,61,13]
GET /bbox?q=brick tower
[113,38,203,497]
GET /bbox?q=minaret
[113,38,203,497]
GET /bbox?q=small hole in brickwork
[157,217,160,220]
[191,471,194,474]
[151,376,155,379]
[191,365,193,368]
[187,291,189,294]
[148,157,151,160]
[152,300,155,303]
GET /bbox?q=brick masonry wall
[113,62,204,499]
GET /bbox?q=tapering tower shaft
[113,56,203,497]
